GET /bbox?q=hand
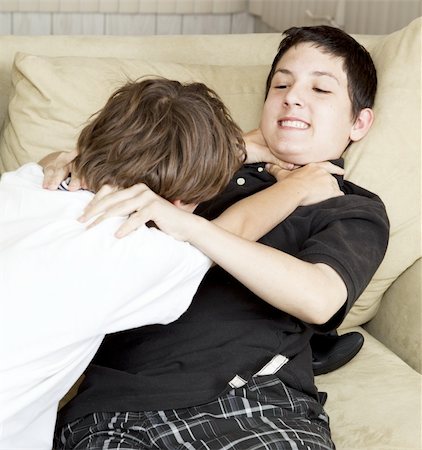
[243,128,295,169]
[79,183,198,239]
[266,161,345,206]
[39,149,83,191]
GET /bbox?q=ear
[172,199,198,213]
[350,108,374,142]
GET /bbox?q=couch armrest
[363,258,421,374]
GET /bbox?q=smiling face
[260,43,371,165]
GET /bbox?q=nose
[283,84,304,108]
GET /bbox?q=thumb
[266,156,295,170]
[265,163,290,181]
[265,152,296,170]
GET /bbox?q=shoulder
[340,180,389,227]
[1,162,43,187]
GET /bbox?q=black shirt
[59,161,389,424]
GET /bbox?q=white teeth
[280,120,308,129]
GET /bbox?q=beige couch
[0,17,420,450]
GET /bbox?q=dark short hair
[73,78,245,204]
[265,25,377,119]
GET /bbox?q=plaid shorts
[54,375,334,450]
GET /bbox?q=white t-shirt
[0,163,212,449]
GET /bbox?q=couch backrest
[0,18,420,328]
[0,33,285,131]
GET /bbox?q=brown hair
[73,78,245,204]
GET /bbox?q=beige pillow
[340,17,421,327]
[0,55,268,168]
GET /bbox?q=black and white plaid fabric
[55,375,334,450]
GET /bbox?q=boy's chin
[270,146,309,166]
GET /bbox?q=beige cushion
[0,18,420,328]
[0,56,268,168]
[341,17,421,327]
[316,327,422,449]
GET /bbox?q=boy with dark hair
[52,26,389,449]
[0,77,343,450]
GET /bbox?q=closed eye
[275,85,287,89]
[313,88,331,94]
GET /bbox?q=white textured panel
[258,0,338,30]
[156,1,178,13]
[105,13,156,34]
[17,0,40,12]
[0,0,250,14]
[0,13,12,34]
[248,0,264,16]
[79,0,100,12]
[193,1,213,13]
[253,16,276,33]
[58,0,80,12]
[52,12,82,33]
[80,12,105,33]
[212,0,247,14]
[39,0,60,12]
[156,13,183,34]
[182,13,231,34]
[343,0,422,34]
[231,11,254,33]
[13,12,51,34]
[174,0,194,14]
[52,12,105,34]
[137,0,160,14]
[118,0,140,13]
[99,0,119,13]
[0,1,18,13]
[252,0,422,35]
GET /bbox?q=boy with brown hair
[0,78,243,449]
[0,77,343,450]
[53,26,389,449]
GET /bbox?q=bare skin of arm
[82,161,343,242]
[80,183,346,325]
[39,142,346,324]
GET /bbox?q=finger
[68,176,82,192]
[79,185,119,222]
[316,161,345,175]
[265,163,290,180]
[81,187,150,223]
[90,185,117,206]
[85,199,135,229]
[267,157,295,170]
[86,214,107,230]
[42,167,69,190]
[115,211,150,238]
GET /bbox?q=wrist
[181,214,210,244]
[277,178,308,205]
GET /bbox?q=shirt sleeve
[97,226,212,333]
[298,193,390,332]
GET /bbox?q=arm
[213,162,344,241]
[81,161,344,242]
[81,184,346,324]
[39,149,83,191]
[38,130,286,192]
[184,214,347,324]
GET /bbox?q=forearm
[213,180,304,241]
[212,162,344,241]
[187,215,347,324]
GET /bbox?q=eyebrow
[275,68,340,85]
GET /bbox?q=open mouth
[278,119,309,129]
